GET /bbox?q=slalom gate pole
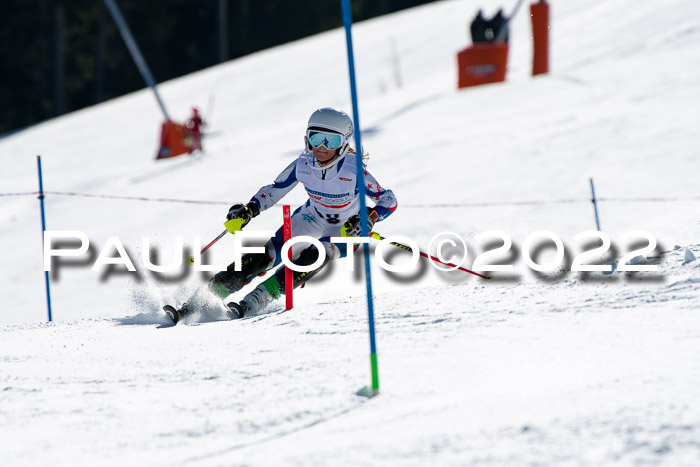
[187,229,227,265]
[36,156,53,322]
[204,94,215,131]
[341,0,379,397]
[495,0,527,42]
[370,232,493,280]
[283,205,293,310]
[530,0,551,76]
[589,177,602,231]
[102,0,170,120]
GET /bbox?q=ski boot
[163,303,191,324]
[225,302,245,319]
[227,275,282,317]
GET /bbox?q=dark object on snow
[470,10,488,44]
[470,8,509,44]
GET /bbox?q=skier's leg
[166,251,272,323]
[208,252,273,299]
[262,204,328,267]
[169,210,324,322]
[231,244,331,316]
[210,205,324,299]
[227,205,330,317]
[276,244,332,290]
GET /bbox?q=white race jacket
[250,152,397,225]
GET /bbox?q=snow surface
[1,0,699,465]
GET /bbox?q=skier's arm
[248,159,299,214]
[341,171,396,237]
[363,170,397,221]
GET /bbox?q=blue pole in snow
[102,0,171,120]
[495,0,527,42]
[37,156,53,322]
[341,0,379,395]
[589,177,601,231]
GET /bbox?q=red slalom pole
[531,0,550,76]
[370,232,492,280]
[283,205,293,310]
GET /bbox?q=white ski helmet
[305,107,354,170]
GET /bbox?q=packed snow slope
[1,0,699,465]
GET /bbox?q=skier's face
[312,146,339,166]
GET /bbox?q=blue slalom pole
[37,156,53,322]
[341,0,379,397]
[102,0,170,120]
[589,177,601,231]
[495,0,527,42]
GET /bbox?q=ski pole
[369,232,492,279]
[187,229,227,265]
[186,216,248,265]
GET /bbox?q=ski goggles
[307,130,346,150]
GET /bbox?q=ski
[163,302,242,325]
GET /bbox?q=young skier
[165,107,397,323]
